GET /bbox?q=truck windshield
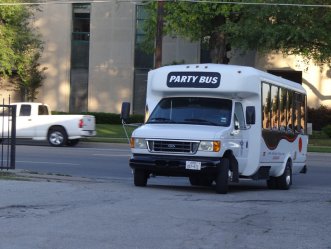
[147,97,232,127]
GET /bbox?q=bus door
[232,102,249,170]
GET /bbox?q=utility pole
[154,0,164,68]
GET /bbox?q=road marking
[92,154,131,157]
[16,161,79,166]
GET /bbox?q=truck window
[38,105,49,115]
[147,97,232,127]
[19,105,31,116]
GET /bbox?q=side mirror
[121,102,131,122]
[246,106,255,125]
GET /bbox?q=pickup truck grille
[147,140,199,154]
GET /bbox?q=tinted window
[19,105,31,116]
[38,105,49,115]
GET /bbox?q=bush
[53,111,144,124]
[307,105,331,131]
[322,125,331,138]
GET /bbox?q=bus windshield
[147,97,232,127]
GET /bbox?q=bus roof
[149,64,306,95]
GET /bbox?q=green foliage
[0,0,45,100]
[322,125,331,138]
[53,111,145,125]
[307,105,331,131]
[143,0,331,65]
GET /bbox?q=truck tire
[48,127,67,147]
[215,158,229,194]
[134,169,148,187]
[276,161,292,190]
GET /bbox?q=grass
[84,124,136,143]
[91,124,331,153]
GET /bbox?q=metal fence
[0,98,16,170]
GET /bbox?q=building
[1,1,330,113]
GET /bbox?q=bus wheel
[215,158,229,194]
[134,169,148,187]
[276,161,292,190]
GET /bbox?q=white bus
[121,64,308,194]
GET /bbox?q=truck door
[16,104,35,137]
[232,102,249,170]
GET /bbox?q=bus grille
[147,140,199,154]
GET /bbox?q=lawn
[91,124,331,153]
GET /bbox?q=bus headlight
[198,141,221,152]
[130,138,147,149]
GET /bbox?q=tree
[142,0,331,65]
[0,0,45,101]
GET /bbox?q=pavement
[0,153,330,249]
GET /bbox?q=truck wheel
[48,127,67,147]
[276,161,292,190]
[134,169,148,187]
[215,158,229,194]
[67,139,80,146]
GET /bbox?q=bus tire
[215,158,229,194]
[134,169,148,187]
[276,161,292,190]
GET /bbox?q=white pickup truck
[0,102,96,147]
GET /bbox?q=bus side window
[262,83,271,129]
[286,91,294,133]
[279,88,287,132]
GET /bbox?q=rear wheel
[134,169,148,187]
[215,158,229,194]
[47,127,67,147]
[276,161,292,190]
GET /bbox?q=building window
[71,4,90,69]
[70,3,90,113]
[134,5,154,69]
[133,5,154,114]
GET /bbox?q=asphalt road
[13,142,331,189]
[0,142,329,249]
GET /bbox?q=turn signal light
[213,141,221,152]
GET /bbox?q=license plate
[185,161,201,170]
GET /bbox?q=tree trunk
[209,31,229,64]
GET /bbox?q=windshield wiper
[184,118,219,126]
[148,117,175,123]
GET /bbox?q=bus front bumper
[129,154,220,177]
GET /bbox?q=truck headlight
[130,138,147,149]
[198,141,221,152]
